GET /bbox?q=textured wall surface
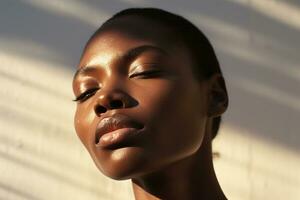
[0,0,299,200]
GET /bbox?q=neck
[131,124,227,200]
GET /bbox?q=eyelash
[73,70,163,103]
[129,69,163,78]
[73,88,99,102]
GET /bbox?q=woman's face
[72,16,209,180]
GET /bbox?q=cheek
[74,104,96,149]
[133,79,207,161]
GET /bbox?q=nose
[94,89,137,116]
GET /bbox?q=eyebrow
[73,45,169,81]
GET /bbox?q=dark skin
[72,16,228,200]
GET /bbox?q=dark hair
[92,8,224,139]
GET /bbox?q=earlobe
[207,74,229,117]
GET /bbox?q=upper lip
[95,113,144,144]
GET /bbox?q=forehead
[79,16,191,68]
[81,33,163,66]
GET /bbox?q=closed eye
[73,87,99,103]
[129,70,164,79]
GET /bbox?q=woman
[72,8,229,200]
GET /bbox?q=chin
[92,146,151,180]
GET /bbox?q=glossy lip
[95,113,144,148]
[97,127,144,149]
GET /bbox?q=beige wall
[0,0,299,199]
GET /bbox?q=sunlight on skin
[84,54,115,78]
[1,43,298,200]
[2,2,299,199]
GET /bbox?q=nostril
[109,100,124,109]
[94,105,107,116]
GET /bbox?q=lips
[95,113,144,147]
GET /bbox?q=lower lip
[96,127,142,149]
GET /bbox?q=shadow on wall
[1,0,299,68]
[1,0,298,151]
[0,1,299,199]
[0,0,300,199]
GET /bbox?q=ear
[207,74,229,117]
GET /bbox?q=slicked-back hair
[91,8,224,139]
